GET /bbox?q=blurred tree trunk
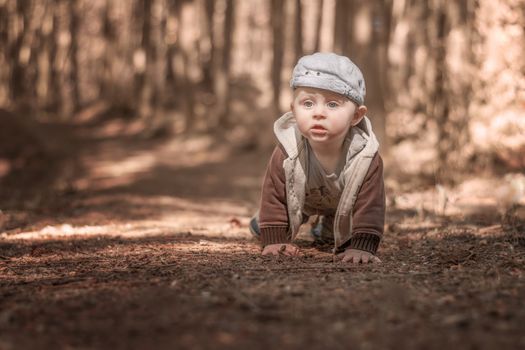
[170,1,196,132]
[314,0,323,52]
[51,0,73,118]
[49,2,59,114]
[134,0,166,134]
[148,0,168,134]
[333,0,352,55]
[338,0,388,148]
[0,2,9,106]
[379,0,392,105]
[69,0,80,112]
[387,0,437,152]
[294,0,303,61]
[165,0,179,90]
[163,0,187,133]
[4,1,61,117]
[367,1,391,149]
[101,0,116,103]
[436,1,473,178]
[433,3,450,180]
[212,0,234,129]
[201,0,215,90]
[271,0,284,114]
[135,0,153,120]
[8,0,31,110]
[35,2,53,111]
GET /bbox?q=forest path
[1,120,524,349]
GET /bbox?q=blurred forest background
[1,2,525,348]
[0,0,524,197]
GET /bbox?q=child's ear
[290,101,294,112]
[351,105,367,126]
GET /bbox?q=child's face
[291,87,366,147]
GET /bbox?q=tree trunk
[175,4,197,131]
[69,0,80,112]
[0,2,6,79]
[333,0,351,55]
[364,1,389,149]
[215,0,234,128]
[271,0,284,114]
[0,2,9,106]
[34,2,52,111]
[201,0,215,90]
[294,0,303,61]
[49,2,60,113]
[313,0,323,52]
[9,0,30,110]
[135,0,163,125]
[433,2,450,181]
[51,0,73,119]
[101,0,116,102]
[148,0,168,135]
[165,0,179,90]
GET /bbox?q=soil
[0,117,524,350]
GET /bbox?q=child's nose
[313,107,327,119]
[314,105,326,119]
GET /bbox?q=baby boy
[250,52,385,264]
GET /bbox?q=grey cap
[289,52,366,105]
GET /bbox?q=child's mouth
[311,126,328,135]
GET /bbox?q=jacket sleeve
[342,152,385,254]
[258,144,291,246]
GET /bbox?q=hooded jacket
[258,112,385,254]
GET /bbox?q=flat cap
[290,52,366,105]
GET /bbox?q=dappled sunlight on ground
[390,175,525,219]
[1,221,247,241]
[1,126,524,350]
[73,135,232,192]
[1,196,252,241]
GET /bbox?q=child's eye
[327,101,339,108]
[303,100,314,108]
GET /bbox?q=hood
[273,111,378,161]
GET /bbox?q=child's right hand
[262,243,302,257]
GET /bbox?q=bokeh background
[1,2,525,349]
[1,0,524,192]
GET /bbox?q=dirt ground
[1,117,524,350]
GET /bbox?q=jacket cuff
[260,226,290,246]
[349,232,381,254]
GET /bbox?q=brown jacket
[258,114,385,254]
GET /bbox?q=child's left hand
[336,248,381,264]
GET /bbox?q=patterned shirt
[302,137,351,216]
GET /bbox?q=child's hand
[262,243,302,257]
[336,248,381,264]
